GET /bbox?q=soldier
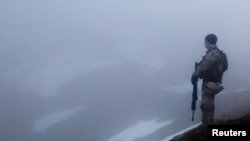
[191,34,227,127]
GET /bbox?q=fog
[1,0,250,141]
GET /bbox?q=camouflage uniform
[200,82,215,125]
[194,45,221,126]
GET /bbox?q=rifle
[191,62,199,121]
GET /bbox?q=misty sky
[1,0,250,97]
[1,1,250,141]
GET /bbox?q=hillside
[169,112,250,141]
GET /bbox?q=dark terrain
[170,112,250,141]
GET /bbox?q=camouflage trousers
[200,82,216,126]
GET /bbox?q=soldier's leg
[200,82,215,126]
[201,97,215,125]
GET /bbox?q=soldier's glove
[191,75,198,85]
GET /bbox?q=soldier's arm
[193,50,220,76]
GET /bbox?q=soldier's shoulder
[210,48,221,56]
[205,48,220,60]
[211,47,221,53]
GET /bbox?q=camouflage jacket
[194,45,221,82]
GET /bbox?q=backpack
[218,50,228,73]
[213,49,228,83]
